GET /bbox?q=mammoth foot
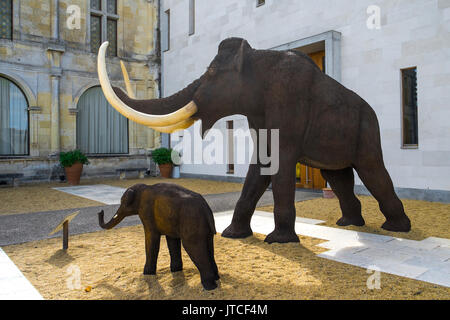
[143,265,156,275]
[382,217,411,232]
[202,280,218,291]
[221,223,253,239]
[264,230,300,244]
[336,215,365,227]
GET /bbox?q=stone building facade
[162,0,450,201]
[0,0,161,182]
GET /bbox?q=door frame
[270,30,342,82]
[271,31,342,190]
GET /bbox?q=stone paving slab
[53,185,126,205]
[0,248,43,300]
[215,211,450,288]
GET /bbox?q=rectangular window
[90,0,118,56]
[162,9,170,51]
[401,67,418,147]
[91,0,101,11]
[256,0,265,7]
[107,18,117,56]
[0,0,12,40]
[107,0,117,14]
[189,0,195,36]
[227,121,234,174]
[90,15,102,54]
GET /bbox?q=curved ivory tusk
[98,42,197,127]
[120,60,136,99]
[151,118,196,134]
[120,59,192,133]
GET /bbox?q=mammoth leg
[355,164,411,232]
[182,240,217,290]
[143,232,161,275]
[265,157,299,244]
[222,163,271,239]
[166,236,183,272]
[320,167,365,227]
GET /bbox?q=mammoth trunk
[112,78,201,116]
[98,210,125,230]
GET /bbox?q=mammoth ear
[122,188,136,206]
[234,40,251,73]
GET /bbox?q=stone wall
[0,0,161,181]
[163,0,450,195]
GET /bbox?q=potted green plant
[59,150,90,185]
[152,147,174,178]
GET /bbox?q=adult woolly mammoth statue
[97,38,411,244]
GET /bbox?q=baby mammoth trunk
[98,210,125,230]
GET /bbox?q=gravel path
[0,190,321,246]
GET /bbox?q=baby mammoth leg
[143,232,161,275]
[182,240,217,290]
[208,236,219,280]
[166,236,183,272]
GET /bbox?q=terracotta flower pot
[322,187,336,199]
[158,163,173,178]
[64,162,84,185]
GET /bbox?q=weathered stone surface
[1,0,161,180]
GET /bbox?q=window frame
[0,0,13,40]
[188,0,195,36]
[163,9,170,52]
[226,120,235,174]
[0,76,30,157]
[89,0,119,56]
[400,67,419,149]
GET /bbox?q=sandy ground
[2,185,449,299]
[0,178,243,216]
[4,225,449,300]
[259,196,450,241]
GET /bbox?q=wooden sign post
[49,211,80,250]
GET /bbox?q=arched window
[77,86,128,154]
[0,76,29,156]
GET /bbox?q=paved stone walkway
[215,211,450,288]
[1,184,449,300]
[52,184,322,208]
[0,186,321,246]
[0,248,42,300]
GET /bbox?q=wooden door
[295,50,327,190]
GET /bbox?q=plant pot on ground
[152,147,180,178]
[59,150,90,185]
[322,187,336,199]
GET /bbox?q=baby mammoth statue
[98,183,219,290]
